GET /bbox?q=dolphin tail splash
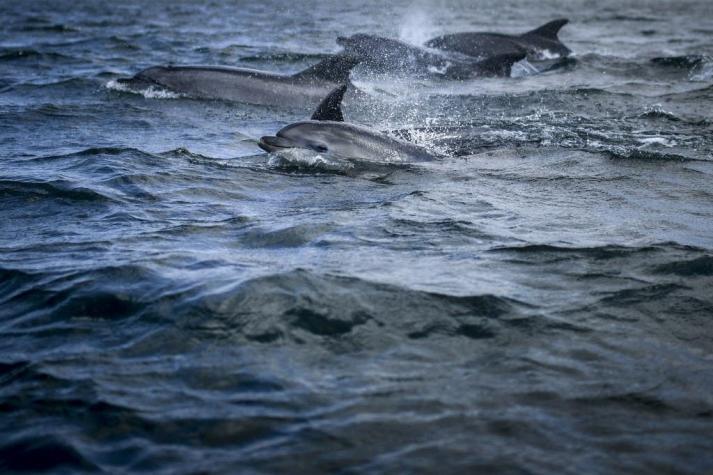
[521,18,569,40]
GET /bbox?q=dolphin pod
[258,85,437,163]
[116,18,574,162]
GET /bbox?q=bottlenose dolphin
[337,34,526,78]
[258,85,436,163]
[116,55,361,108]
[426,19,571,60]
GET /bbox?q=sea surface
[2,0,713,473]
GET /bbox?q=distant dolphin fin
[293,54,361,83]
[522,18,569,39]
[311,84,347,122]
[476,51,528,76]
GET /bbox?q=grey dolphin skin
[258,85,436,163]
[337,34,526,78]
[426,19,572,60]
[116,55,361,107]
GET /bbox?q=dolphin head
[259,121,358,158]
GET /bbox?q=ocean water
[1,0,713,473]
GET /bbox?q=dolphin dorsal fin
[311,84,347,122]
[293,55,360,83]
[476,51,527,76]
[523,18,569,39]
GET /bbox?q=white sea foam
[105,79,182,99]
[637,137,676,147]
[534,49,563,60]
[510,59,540,78]
[267,149,354,172]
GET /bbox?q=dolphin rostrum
[426,19,572,61]
[337,34,526,78]
[116,55,361,108]
[258,85,437,163]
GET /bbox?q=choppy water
[2,0,713,473]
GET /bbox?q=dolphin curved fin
[476,51,528,76]
[522,19,569,39]
[311,84,347,122]
[293,55,361,83]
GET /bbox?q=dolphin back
[521,18,569,40]
[311,85,347,122]
[292,55,361,83]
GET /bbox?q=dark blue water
[2,0,713,473]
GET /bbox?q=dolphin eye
[309,143,328,153]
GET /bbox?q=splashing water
[398,0,443,45]
[690,56,713,81]
[267,148,355,172]
[510,59,540,78]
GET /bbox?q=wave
[25,147,170,172]
[0,264,167,326]
[651,55,713,81]
[590,15,662,22]
[19,23,80,33]
[651,55,706,69]
[652,256,713,277]
[0,268,45,309]
[489,242,706,262]
[602,148,701,162]
[0,48,71,62]
[0,179,114,203]
[636,105,682,122]
[1,265,544,348]
[239,223,333,248]
[0,436,97,472]
[0,360,292,470]
[491,243,664,260]
[176,269,541,346]
[2,78,98,95]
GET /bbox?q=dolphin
[425,19,572,60]
[258,84,436,163]
[115,55,361,108]
[337,34,526,78]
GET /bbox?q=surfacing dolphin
[426,19,572,61]
[337,34,526,79]
[258,85,436,163]
[116,55,361,108]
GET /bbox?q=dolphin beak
[258,135,295,153]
